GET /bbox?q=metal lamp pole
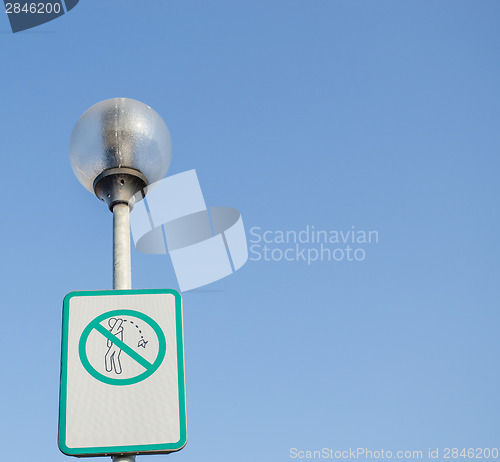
[113,202,132,290]
[92,166,149,292]
[94,167,150,462]
[113,455,136,462]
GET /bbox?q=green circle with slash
[79,309,166,386]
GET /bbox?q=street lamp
[66,98,182,462]
[69,97,172,293]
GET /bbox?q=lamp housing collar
[93,167,147,211]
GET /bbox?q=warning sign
[58,289,187,457]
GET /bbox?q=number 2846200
[5,2,62,14]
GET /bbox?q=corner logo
[3,0,79,33]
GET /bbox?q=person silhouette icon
[105,318,124,374]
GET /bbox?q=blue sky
[0,1,499,461]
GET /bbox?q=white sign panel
[58,289,187,457]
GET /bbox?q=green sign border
[79,309,167,386]
[58,289,187,457]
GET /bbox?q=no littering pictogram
[79,309,166,386]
